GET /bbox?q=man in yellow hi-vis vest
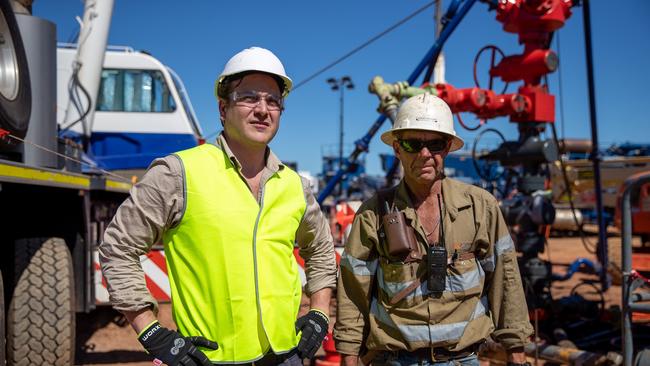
[100,47,337,366]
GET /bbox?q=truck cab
[57,45,203,176]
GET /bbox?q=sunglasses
[397,138,449,154]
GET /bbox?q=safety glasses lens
[231,91,283,111]
[398,138,448,153]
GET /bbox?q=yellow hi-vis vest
[163,143,306,362]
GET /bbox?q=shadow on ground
[75,307,152,365]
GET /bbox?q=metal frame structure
[621,172,650,366]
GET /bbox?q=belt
[374,343,480,363]
[407,346,476,362]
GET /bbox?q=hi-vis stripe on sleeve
[495,234,515,255]
[340,251,378,276]
[479,234,516,273]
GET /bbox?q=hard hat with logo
[215,47,292,98]
[380,93,464,152]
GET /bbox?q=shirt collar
[441,177,472,221]
[215,132,284,173]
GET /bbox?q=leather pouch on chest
[378,188,422,263]
[382,211,422,262]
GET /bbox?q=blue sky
[36,1,649,175]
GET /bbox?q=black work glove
[138,321,218,366]
[295,309,329,359]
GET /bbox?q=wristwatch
[506,362,532,366]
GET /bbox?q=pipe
[424,0,461,82]
[581,0,609,291]
[629,303,650,313]
[552,207,583,231]
[317,0,478,204]
[631,292,650,303]
[559,139,592,154]
[621,172,650,366]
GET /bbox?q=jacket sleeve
[295,177,337,296]
[334,200,380,356]
[483,197,534,350]
[98,155,184,313]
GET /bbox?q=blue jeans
[371,351,480,366]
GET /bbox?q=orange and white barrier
[93,249,171,305]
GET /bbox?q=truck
[0,1,202,364]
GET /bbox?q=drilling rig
[317,1,650,365]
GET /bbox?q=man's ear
[392,140,401,157]
[218,100,227,125]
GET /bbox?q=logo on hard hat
[416,117,438,124]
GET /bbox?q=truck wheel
[0,0,31,138]
[7,238,75,366]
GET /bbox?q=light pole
[326,76,354,195]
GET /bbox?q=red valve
[435,84,488,113]
[511,85,554,123]
[491,49,558,84]
[496,0,573,47]
[441,0,572,127]
[435,83,534,122]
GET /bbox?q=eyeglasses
[229,90,284,111]
[397,138,449,154]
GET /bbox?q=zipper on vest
[252,186,271,348]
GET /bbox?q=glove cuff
[137,320,161,338]
[138,321,164,346]
[310,308,330,325]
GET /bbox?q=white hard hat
[380,93,464,152]
[215,46,292,97]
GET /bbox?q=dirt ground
[74,230,644,365]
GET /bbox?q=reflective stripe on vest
[163,144,306,362]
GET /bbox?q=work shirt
[334,177,533,355]
[99,133,337,313]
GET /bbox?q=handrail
[57,42,135,53]
[621,171,650,366]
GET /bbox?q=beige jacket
[334,178,533,355]
[99,134,337,313]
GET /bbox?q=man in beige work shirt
[334,94,533,366]
[100,47,337,366]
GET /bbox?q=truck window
[97,69,176,112]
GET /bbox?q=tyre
[7,238,75,366]
[0,0,31,138]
